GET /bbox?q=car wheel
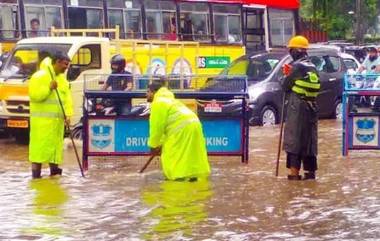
[333,100,342,119]
[260,105,278,126]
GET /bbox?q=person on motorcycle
[102,54,133,115]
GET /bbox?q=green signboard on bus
[197,56,230,69]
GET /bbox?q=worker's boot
[31,163,42,179]
[32,169,42,179]
[49,163,62,176]
[303,172,316,180]
[288,167,301,180]
[287,175,302,180]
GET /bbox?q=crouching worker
[282,36,320,180]
[146,81,210,181]
[29,52,72,179]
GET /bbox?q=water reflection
[141,178,213,240]
[1,120,380,239]
[27,178,69,237]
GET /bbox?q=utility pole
[355,0,363,44]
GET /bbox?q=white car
[310,44,360,72]
[340,52,361,72]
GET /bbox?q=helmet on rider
[110,54,126,73]
[287,35,309,61]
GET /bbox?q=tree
[300,0,379,42]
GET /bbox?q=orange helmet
[287,35,309,49]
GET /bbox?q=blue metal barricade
[342,73,380,155]
[82,74,250,170]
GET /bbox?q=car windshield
[220,53,284,82]
[0,44,71,80]
[247,53,283,82]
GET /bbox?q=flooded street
[0,120,380,240]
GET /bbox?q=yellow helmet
[287,35,309,49]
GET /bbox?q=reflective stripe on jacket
[291,71,320,101]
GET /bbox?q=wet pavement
[0,120,379,240]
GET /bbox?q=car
[344,46,367,63]
[310,44,361,71]
[199,47,348,126]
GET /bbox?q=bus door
[242,6,267,53]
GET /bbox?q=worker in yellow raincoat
[29,52,72,179]
[147,81,210,181]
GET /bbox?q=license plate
[7,120,28,128]
[204,103,222,113]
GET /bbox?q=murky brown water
[0,120,380,240]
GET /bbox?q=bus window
[108,0,142,39]
[69,44,101,81]
[108,8,124,37]
[125,8,142,39]
[213,4,242,44]
[68,0,103,30]
[145,0,176,40]
[25,3,63,38]
[179,2,210,42]
[268,8,295,47]
[0,3,18,39]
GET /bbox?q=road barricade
[82,74,250,170]
[342,73,380,155]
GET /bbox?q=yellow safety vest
[291,71,320,101]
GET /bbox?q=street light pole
[355,0,362,44]
[348,11,355,39]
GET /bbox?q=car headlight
[248,87,265,102]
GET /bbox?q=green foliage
[300,0,379,40]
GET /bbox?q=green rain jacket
[29,63,73,164]
[148,87,210,180]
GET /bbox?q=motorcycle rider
[102,54,133,115]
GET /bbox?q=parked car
[310,44,361,71]
[199,47,348,126]
[345,46,367,63]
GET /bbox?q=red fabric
[181,0,300,9]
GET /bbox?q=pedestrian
[29,52,72,179]
[281,35,320,180]
[359,47,380,74]
[146,80,210,181]
[102,54,133,115]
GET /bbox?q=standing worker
[102,54,133,115]
[281,36,320,180]
[29,52,72,179]
[146,80,210,181]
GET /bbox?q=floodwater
[0,120,379,240]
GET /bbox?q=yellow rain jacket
[148,87,210,180]
[29,63,73,164]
